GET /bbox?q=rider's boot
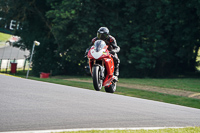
[114,67,119,76]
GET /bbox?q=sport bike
[87,40,117,93]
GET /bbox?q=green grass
[119,78,200,92]
[0,32,11,41]
[58,127,200,133]
[0,32,12,47]
[52,75,200,92]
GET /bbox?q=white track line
[1,127,184,133]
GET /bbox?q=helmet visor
[97,32,108,40]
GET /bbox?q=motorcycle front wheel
[92,66,103,91]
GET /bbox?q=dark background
[0,0,200,78]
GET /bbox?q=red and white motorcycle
[87,40,117,93]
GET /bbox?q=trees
[1,0,200,77]
[0,0,62,75]
[117,0,200,77]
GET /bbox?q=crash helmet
[97,27,109,40]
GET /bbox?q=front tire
[93,66,103,91]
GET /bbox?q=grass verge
[119,78,200,92]
[51,75,200,92]
[0,32,11,46]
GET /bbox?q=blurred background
[0,0,200,78]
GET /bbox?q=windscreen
[94,41,106,52]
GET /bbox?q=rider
[86,27,120,78]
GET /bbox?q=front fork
[99,59,105,80]
[100,66,105,80]
[90,59,105,80]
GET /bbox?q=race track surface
[0,74,200,132]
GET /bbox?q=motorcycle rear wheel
[105,82,116,93]
[93,66,103,91]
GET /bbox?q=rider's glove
[109,50,115,55]
[84,51,88,57]
[84,48,90,58]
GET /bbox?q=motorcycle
[87,40,117,93]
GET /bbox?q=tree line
[0,0,200,77]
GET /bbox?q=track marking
[1,127,184,133]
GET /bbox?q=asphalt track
[0,74,200,132]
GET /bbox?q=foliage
[0,0,62,76]
[1,0,200,77]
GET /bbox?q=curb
[0,127,184,133]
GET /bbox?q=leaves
[1,0,200,77]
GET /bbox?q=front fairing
[87,45,109,60]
